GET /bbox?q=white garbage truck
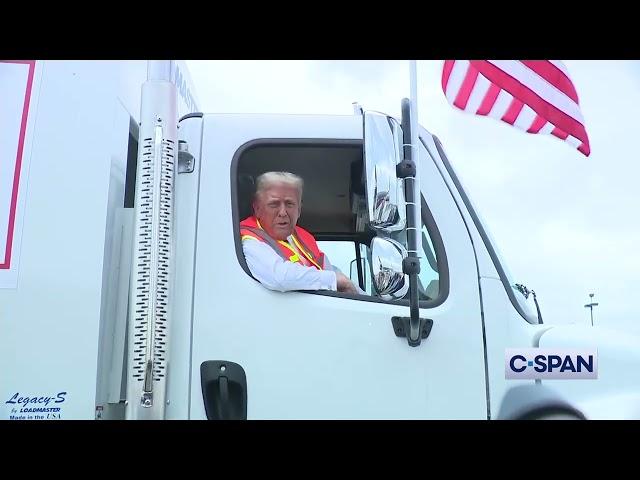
[1,60,638,420]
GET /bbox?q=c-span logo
[505,348,597,380]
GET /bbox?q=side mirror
[363,111,406,232]
[370,237,409,299]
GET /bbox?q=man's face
[253,183,301,241]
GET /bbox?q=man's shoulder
[294,224,318,241]
[240,216,257,228]
[242,235,271,252]
[241,232,261,242]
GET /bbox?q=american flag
[442,60,590,157]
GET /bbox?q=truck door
[188,113,487,419]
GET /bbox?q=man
[240,171,360,294]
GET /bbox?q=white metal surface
[417,126,550,417]
[148,60,199,119]
[478,276,549,417]
[0,60,147,419]
[165,115,204,420]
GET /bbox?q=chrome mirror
[363,112,406,232]
[370,237,409,299]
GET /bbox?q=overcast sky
[186,60,640,334]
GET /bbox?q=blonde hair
[255,171,304,199]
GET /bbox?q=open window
[231,138,448,307]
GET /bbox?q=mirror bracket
[391,316,433,347]
[402,257,420,275]
[396,160,416,179]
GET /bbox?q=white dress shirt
[242,236,338,292]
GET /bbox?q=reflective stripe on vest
[289,233,322,269]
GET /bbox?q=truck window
[418,220,440,300]
[381,197,443,302]
[319,226,440,300]
[317,240,373,295]
[232,139,447,307]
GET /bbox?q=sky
[185,60,640,335]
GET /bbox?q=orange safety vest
[240,216,325,270]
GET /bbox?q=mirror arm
[398,98,425,346]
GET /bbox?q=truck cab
[167,107,640,420]
[162,111,545,419]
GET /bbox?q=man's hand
[336,272,359,294]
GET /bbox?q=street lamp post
[584,293,599,327]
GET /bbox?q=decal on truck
[5,391,67,420]
[0,60,36,288]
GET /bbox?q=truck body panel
[1,60,146,419]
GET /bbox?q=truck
[1,59,639,420]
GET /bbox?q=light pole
[584,293,598,327]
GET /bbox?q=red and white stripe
[442,60,590,157]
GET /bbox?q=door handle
[200,361,247,420]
